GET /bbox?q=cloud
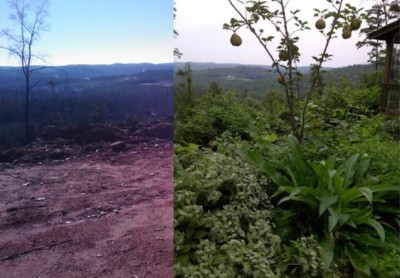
[175,0,372,67]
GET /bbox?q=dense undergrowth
[174,71,400,277]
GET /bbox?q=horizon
[0,62,174,68]
[0,60,372,70]
[174,61,372,68]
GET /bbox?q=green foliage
[175,63,195,117]
[174,35,399,277]
[174,143,200,169]
[321,77,380,117]
[302,74,399,179]
[175,88,255,146]
[276,236,324,277]
[174,150,281,277]
[375,250,400,278]
[237,135,400,275]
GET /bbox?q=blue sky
[0,0,173,66]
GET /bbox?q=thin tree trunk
[25,75,30,140]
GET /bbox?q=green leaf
[329,212,339,232]
[358,187,373,204]
[338,154,360,188]
[243,262,251,274]
[355,154,370,183]
[363,249,378,269]
[212,254,227,265]
[175,254,191,267]
[346,232,400,251]
[370,184,400,193]
[341,187,363,204]
[345,245,371,275]
[278,195,292,205]
[319,192,339,216]
[271,185,294,198]
[277,187,305,205]
[194,229,207,239]
[264,133,278,142]
[364,218,385,241]
[338,213,350,225]
[319,237,334,270]
[288,135,308,175]
[236,148,291,187]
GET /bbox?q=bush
[174,150,281,277]
[175,90,255,146]
[238,135,400,276]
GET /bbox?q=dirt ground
[0,129,173,278]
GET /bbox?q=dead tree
[0,0,50,140]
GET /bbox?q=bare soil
[0,123,173,278]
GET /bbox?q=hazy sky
[0,0,173,66]
[175,0,378,67]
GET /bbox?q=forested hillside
[0,63,174,148]
[175,62,376,97]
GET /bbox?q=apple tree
[224,0,364,142]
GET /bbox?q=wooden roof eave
[368,19,400,43]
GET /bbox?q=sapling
[224,0,364,142]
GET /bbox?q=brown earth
[0,123,173,278]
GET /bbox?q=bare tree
[0,0,50,140]
[174,2,182,58]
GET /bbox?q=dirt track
[0,139,173,278]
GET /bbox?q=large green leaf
[345,244,371,275]
[370,184,400,193]
[319,191,339,216]
[272,159,299,187]
[288,135,312,186]
[341,187,361,204]
[338,213,350,226]
[236,148,291,187]
[333,175,345,194]
[355,154,370,184]
[271,185,294,198]
[358,187,373,204]
[277,187,303,205]
[324,155,336,170]
[318,236,334,270]
[338,153,360,189]
[276,187,319,208]
[363,218,385,241]
[346,232,400,251]
[311,160,339,194]
[328,211,339,232]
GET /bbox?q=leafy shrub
[375,250,400,278]
[276,236,324,277]
[322,78,380,117]
[304,114,400,176]
[174,90,255,146]
[174,150,281,277]
[238,135,400,276]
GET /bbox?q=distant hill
[175,62,315,73]
[0,63,174,98]
[175,62,266,71]
[0,62,173,79]
[174,62,376,96]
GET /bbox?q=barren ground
[0,125,173,278]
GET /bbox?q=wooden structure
[368,19,400,115]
